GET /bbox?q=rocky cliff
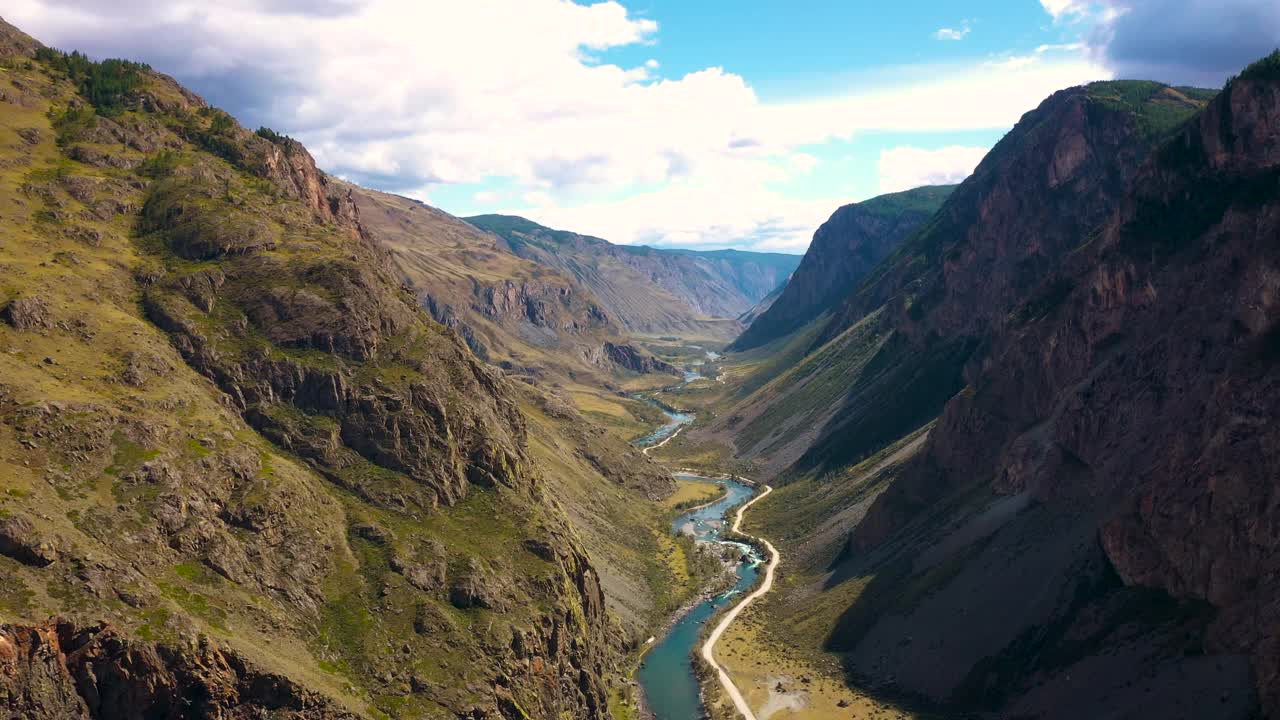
[347,187,645,380]
[730,185,953,351]
[465,214,800,339]
[697,81,1212,480]
[0,18,653,719]
[839,56,1280,717]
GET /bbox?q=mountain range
[466,214,799,341]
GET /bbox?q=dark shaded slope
[837,57,1280,717]
[705,81,1211,478]
[730,185,954,351]
[794,80,1213,475]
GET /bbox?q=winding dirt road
[700,484,779,720]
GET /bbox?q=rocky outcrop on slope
[602,342,681,375]
[477,279,610,334]
[347,186,626,381]
[0,621,358,720]
[731,185,953,351]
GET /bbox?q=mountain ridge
[730,184,955,352]
[466,213,800,339]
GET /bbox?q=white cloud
[933,22,971,41]
[878,146,989,194]
[1040,0,1092,21]
[4,0,1111,252]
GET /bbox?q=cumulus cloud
[6,0,1109,251]
[878,146,988,194]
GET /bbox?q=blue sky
[8,0,1278,252]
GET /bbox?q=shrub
[139,150,180,178]
[48,105,97,146]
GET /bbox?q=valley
[2,10,1279,720]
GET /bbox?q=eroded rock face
[478,280,609,334]
[601,342,680,375]
[0,514,57,567]
[1,296,51,330]
[732,185,953,351]
[0,621,359,720]
[790,83,1210,476]
[847,73,1280,714]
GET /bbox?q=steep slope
[347,186,675,381]
[730,185,954,351]
[735,282,784,328]
[465,214,800,339]
[703,80,1214,478]
[0,19,677,719]
[828,56,1280,718]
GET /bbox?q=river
[638,475,762,720]
[631,376,764,720]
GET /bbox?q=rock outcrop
[602,342,680,375]
[1,296,50,330]
[0,621,359,720]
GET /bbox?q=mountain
[465,214,800,340]
[735,281,785,328]
[0,18,692,719]
[695,69,1280,717]
[729,185,954,352]
[344,185,678,381]
[835,58,1280,717]
[698,80,1216,478]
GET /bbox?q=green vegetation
[34,47,149,116]
[859,184,956,221]
[139,149,181,178]
[255,125,297,153]
[1237,48,1280,83]
[48,105,97,145]
[1085,79,1214,139]
[665,477,726,510]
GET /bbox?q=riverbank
[699,486,779,720]
[627,356,784,720]
[637,477,763,720]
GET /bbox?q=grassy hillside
[0,21,689,719]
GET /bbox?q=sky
[5,1,1279,253]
